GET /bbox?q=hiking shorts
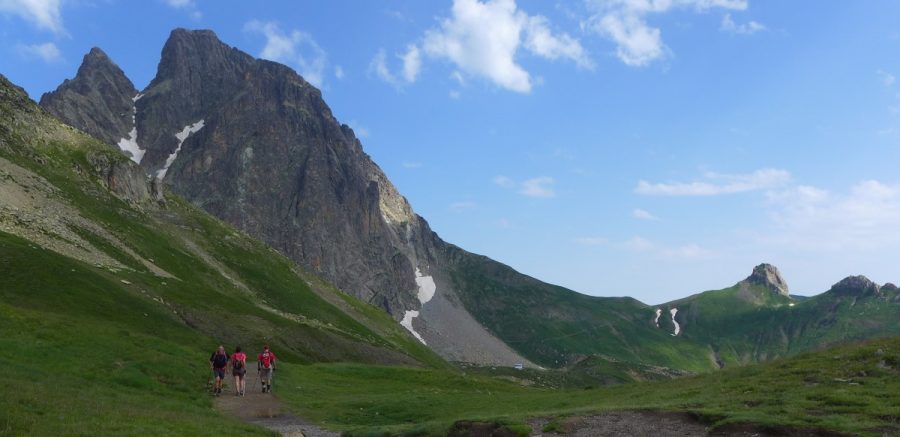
[233,368,246,377]
[259,368,272,381]
[213,368,226,379]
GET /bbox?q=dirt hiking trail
[214,366,338,437]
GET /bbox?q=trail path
[214,366,338,437]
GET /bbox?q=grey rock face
[39,48,137,146]
[744,263,790,296]
[829,275,881,296]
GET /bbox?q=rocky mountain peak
[744,263,790,296]
[828,275,881,296]
[39,47,136,146]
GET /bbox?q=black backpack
[233,358,244,370]
[212,352,228,368]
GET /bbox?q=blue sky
[3,0,900,303]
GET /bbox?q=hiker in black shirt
[209,345,229,396]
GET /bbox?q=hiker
[209,345,229,396]
[232,346,247,396]
[257,344,277,393]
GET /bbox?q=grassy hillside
[663,281,900,367]
[0,73,445,434]
[449,254,715,371]
[273,335,900,436]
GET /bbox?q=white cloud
[244,20,328,88]
[636,168,791,196]
[369,48,420,88]
[334,65,345,79]
[402,161,423,169]
[584,0,748,66]
[401,44,421,83]
[0,0,64,34]
[765,180,900,251]
[877,69,896,87]
[524,15,593,68]
[449,201,477,211]
[720,13,765,35]
[493,175,516,188]
[163,0,201,19]
[520,176,556,197]
[632,208,658,220]
[576,236,608,246]
[494,175,557,197]
[449,90,461,99]
[390,0,591,93]
[16,41,62,63]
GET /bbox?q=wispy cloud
[244,20,328,88]
[493,175,516,188]
[0,0,65,34]
[764,180,900,251]
[584,0,749,66]
[346,120,369,138]
[575,236,607,246]
[334,65,345,79]
[622,236,712,258]
[636,168,791,196]
[402,161,423,169]
[632,208,658,220]
[520,176,556,198]
[877,69,896,87]
[720,13,765,35]
[494,175,556,198]
[380,0,590,93]
[16,41,62,63]
[163,0,202,19]
[449,201,477,212]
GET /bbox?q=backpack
[260,351,273,368]
[212,352,228,368]
[233,357,244,370]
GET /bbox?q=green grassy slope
[448,254,714,371]
[0,74,445,434]
[273,335,900,436]
[662,282,900,367]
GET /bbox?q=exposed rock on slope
[743,263,790,296]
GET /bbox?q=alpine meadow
[1,1,899,436]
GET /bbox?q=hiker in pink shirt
[231,346,247,396]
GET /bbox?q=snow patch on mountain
[156,120,205,180]
[400,310,425,344]
[400,267,437,345]
[669,308,680,336]
[654,308,662,327]
[116,93,145,164]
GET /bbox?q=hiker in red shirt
[231,346,247,396]
[257,344,277,393]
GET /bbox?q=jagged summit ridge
[744,263,790,296]
[39,47,137,147]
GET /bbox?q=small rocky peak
[828,275,881,296]
[38,47,136,146]
[744,263,790,296]
[882,283,898,292]
[71,47,134,90]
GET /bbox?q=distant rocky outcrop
[744,263,790,296]
[827,275,882,297]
